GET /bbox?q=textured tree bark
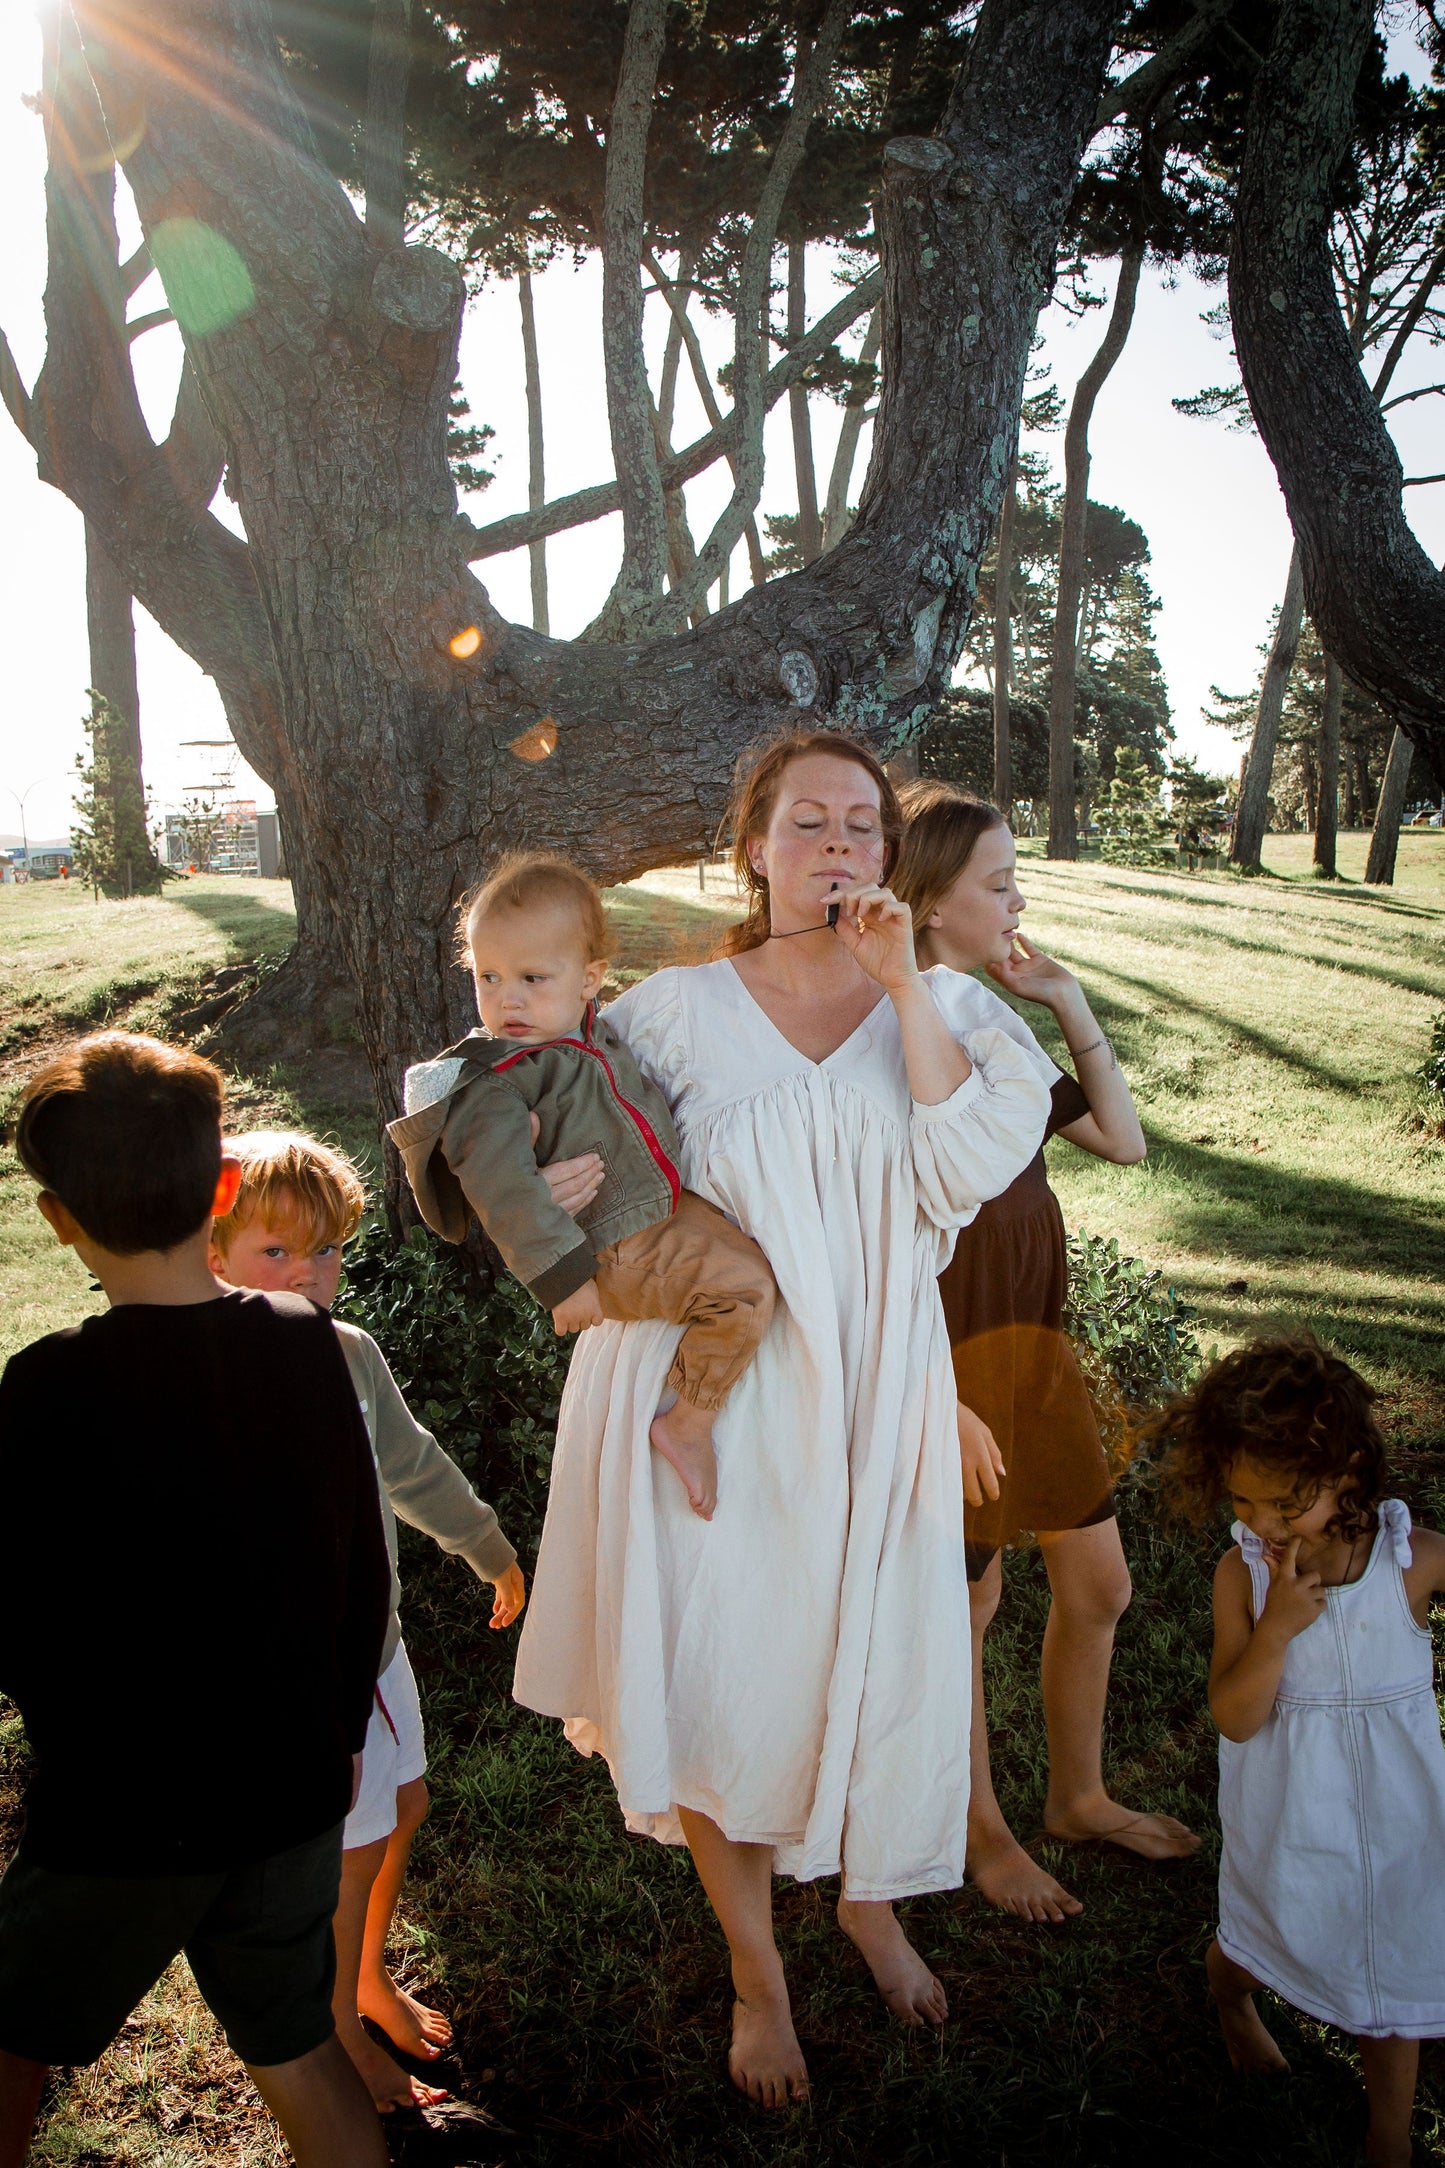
[52,0,1117,1133]
[821,306,881,551]
[518,270,549,635]
[593,0,670,634]
[992,455,1017,819]
[1232,544,1304,871]
[1046,244,1142,858]
[1312,649,1342,876]
[1230,0,1445,772]
[364,0,410,250]
[642,247,766,588]
[84,521,159,892]
[788,243,823,565]
[1364,727,1415,884]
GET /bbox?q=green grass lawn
[2,839,1443,2167]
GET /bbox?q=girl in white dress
[513,730,1051,2106]
[1152,1333,1445,2168]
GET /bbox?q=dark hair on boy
[1146,1332,1387,1543]
[14,1032,225,1255]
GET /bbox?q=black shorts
[0,1823,343,2069]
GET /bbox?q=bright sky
[1,7,1440,846]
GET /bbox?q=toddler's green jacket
[387,1003,683,1308]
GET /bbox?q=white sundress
[1218,1500,1445,2039]
[511,961,1052,1902]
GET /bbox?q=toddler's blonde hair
[212,1129,366,1255]
[457,851,612,967]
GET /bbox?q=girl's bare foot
[1043,1794,1201,1862]
[650,1406,717,1519]
[357,1971,452,2058]
[967,1825,1083,1922]
[340,2021,450,2112]
[729,1993,809,2108]
[1206,1941,1290,2075]
[836,1897,948,2027]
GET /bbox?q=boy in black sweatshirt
[0,1033,390,2168]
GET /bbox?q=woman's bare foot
[836,1897,947,2027]
[967,1825,1083,1922]
[357,1971,452,2059]
[1043,1793,1201,1861]
[1206,1941,1290,2075]
[650,1404,717,1519]
[338,2019,450,2112]
[729,1993,809,2108]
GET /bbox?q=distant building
[11,842,73,879]
[161,801,273,873]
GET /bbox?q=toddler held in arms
[211,1130,525,2117]
[1148,1335,1445,2168]
[388,852,777,1520]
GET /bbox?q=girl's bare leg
[356,1779,451,2057]
[0,2049,45,2168]
[964,1551,1082,1922]
[677,1807,808,2108]
[835,1897,948,2026]
[1038,1521,1199,1860]
[333,1835,446,2112]
[1205,1938,1289,2074]
[244,2034,389,2167]
[1358,2035,1419,2168]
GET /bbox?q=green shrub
[1063,1228,1204,1457]
[1422,1012,1445,1096]
[335,1222,569,1539]
[337,1220,1201,1528]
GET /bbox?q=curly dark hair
[1144,1332,1387,1541]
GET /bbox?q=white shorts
[343,1641,428,1850]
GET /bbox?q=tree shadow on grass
[1081,964,1360,1092]
[164,883,296,956]
[1029,865,1445,927]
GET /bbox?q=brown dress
[939,1073,1114,1578]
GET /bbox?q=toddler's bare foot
[967,1825,1083,1923]
[340,2020,450,2112]
[729,1993,809,2108]
[836,1896,947,2027]
[1043,1794,1201,1861]
[650,1404,718,1520]
[1206,1941,1290,2075]
[357,1970,451,2059]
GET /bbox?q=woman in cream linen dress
[513,734,1049,2105]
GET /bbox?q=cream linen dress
[512,961,1051,1902]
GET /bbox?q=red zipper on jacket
[491,1005,681,1210]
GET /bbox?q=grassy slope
[2,838,1443,2168]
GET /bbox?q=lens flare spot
[448,624,483,659]
[149,218,256,338]
[510,718,558,763]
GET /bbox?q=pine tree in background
[1095,745,1172,868]
[69,694,164,899]
[1167,753,1229,869]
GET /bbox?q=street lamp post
[4,780,47,878]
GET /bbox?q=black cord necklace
[769,889,842,939]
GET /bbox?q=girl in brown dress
[894,782,1200,1922]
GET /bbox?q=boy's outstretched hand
[489,1563,527,1629]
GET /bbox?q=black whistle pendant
[825,884,841,929]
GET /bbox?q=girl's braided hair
[1144,1332,1387,1541]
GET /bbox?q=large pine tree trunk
[1312,648,1342,876]
[992,455,1017,819]
[1046,245,1142,858]
[1364,726,1414,884]
[51,0,1118,1139]
[84,521,160,893]
[1232,545,1305,871]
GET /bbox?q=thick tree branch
[595,0,671,631]
[1230,0,1445,761]
[643,246,766,585]
[666,0,853,624]
[1369,242,1445,399]
[1093,0,1237,133]
[125,306,174,342]
[0,325,32,441]
[365,0,411,248]
[821,305,881,548]
[460,269,882,560]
